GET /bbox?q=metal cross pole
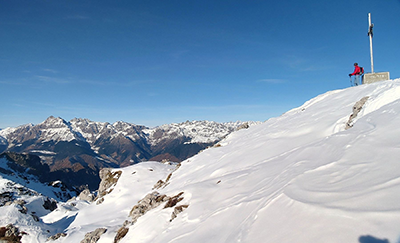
[368,13,374,73]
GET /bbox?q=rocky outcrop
[78,189,95,202]
[164,192,184,209]
[0,224,26,243]
[80,228,107,243]
[112,191,187,242]
[128,192,170,223]
[113,227,129,243]
[152,164,179,190]
[170,204,189,222]
[95,168,122,204]
[47,232,67,241]
[128,191,186,223]
[346,96,369,130]
[43,198,58,211]
[236,122,250,130]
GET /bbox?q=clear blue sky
[1,0,399,128]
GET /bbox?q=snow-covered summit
[37,116,81,142]
[1,117,254,164]
[144,120,258,145]
[0,116,81,145]
[3,78,400,242]
[120,79,400,243]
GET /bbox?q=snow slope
[43,162,177,242]
[4,78,400,243]
[0,156,75,242]
[119,79,400,243]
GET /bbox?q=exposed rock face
[236,122,250,130]
[113,227,128,243]
[96,168,122,204]
[43,198,58,211]
[152,165,178,190]
[80,228,107,243]
[47,232,67,241]
[163,192,184,209]
[129,191,170,223]
[110,191,188,242]
[0,224,25,243]
[170,204,189,222]
[78,189,95,202]
[128,191,187,224]
[346,96,369,129]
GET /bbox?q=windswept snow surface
[4,79,400,242]
[119,79,400,243]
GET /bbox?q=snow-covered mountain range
[2,78,400,242]
[0,118,255,190]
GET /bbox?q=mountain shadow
[359,235,390,243]
[0,152,104,191]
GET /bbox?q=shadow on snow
[359,235,390,243]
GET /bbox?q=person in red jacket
[349,63,362,86]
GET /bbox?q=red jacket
[351,65,361,76]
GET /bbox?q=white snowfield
[2,78,400,243]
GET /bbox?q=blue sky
[1,0,399,128]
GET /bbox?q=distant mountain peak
[0,117,256,189]
[41,116,69,127]
[36,116,80,143]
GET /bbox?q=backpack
[359,67,364,75]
